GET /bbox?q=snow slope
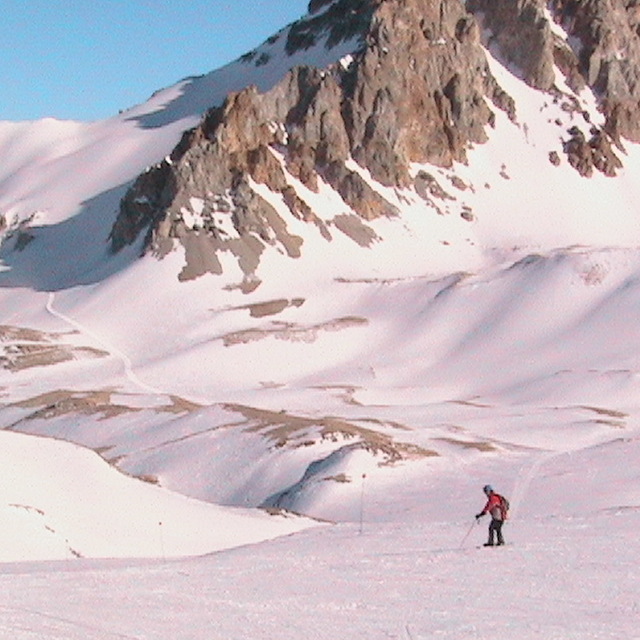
[1,443,639,639]
[0,429,313,563]
[0,14,359,233]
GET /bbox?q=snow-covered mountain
[1,1,640,635]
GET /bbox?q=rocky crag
[471,0,639,174]
[110,0,640,282]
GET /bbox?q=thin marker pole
[359,473,366,535]
[159,521,166,561]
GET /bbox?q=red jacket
[481,492,506,521]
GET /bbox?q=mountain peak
[109,0,639,285]
[110,0,502,280]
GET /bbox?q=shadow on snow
[0,182,143,293]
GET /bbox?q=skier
[475,484,507,546]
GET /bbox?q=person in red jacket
[476,484,506,546]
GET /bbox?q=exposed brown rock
[550,0,640,143]
[111,0,512,280]
[553,35,585,93]
[563,125,624,177]
[414,171,455,202]
[347,0,502,182]
[111,0,640,282]
[590,128,624,176]
[564,126,594,177]
[467,0,556,90]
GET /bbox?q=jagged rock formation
[110,0,640,281]
[468,0,558,90]
[469,0,631,175]
[111,0,511,281]
[550,0,640,144]
[564,124,623,176]
[470,0,640,146]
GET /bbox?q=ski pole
[459,519,477,549]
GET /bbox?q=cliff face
[470,0,640,143]
[550,0,640,143]
[110,0,640,282]
[467,0,559,90]
[468,0,630,176]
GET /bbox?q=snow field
[0,430,315,563]
[0,509,638,639]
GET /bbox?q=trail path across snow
[45,292,211,405]
[508,449,563,520]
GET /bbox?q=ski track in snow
[45,292,211,405]
[509,449,564,520]
[0,604,142,640]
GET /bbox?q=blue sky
[1,0,311,122]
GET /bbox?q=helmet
[483,484,493,493]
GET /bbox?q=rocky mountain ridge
[110,0,640,283]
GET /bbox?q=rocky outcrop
[467,0,557,90]
[550,0,640,143]
[287,0,377,55]
[468,0,629,170]
[343,0,502,182]
[467,0,591,93]
[111,0,511,281]
[110,0,640,281]
[563,124,624,176]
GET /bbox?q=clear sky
[1,0,311,122]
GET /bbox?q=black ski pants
[488,518,504,545]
